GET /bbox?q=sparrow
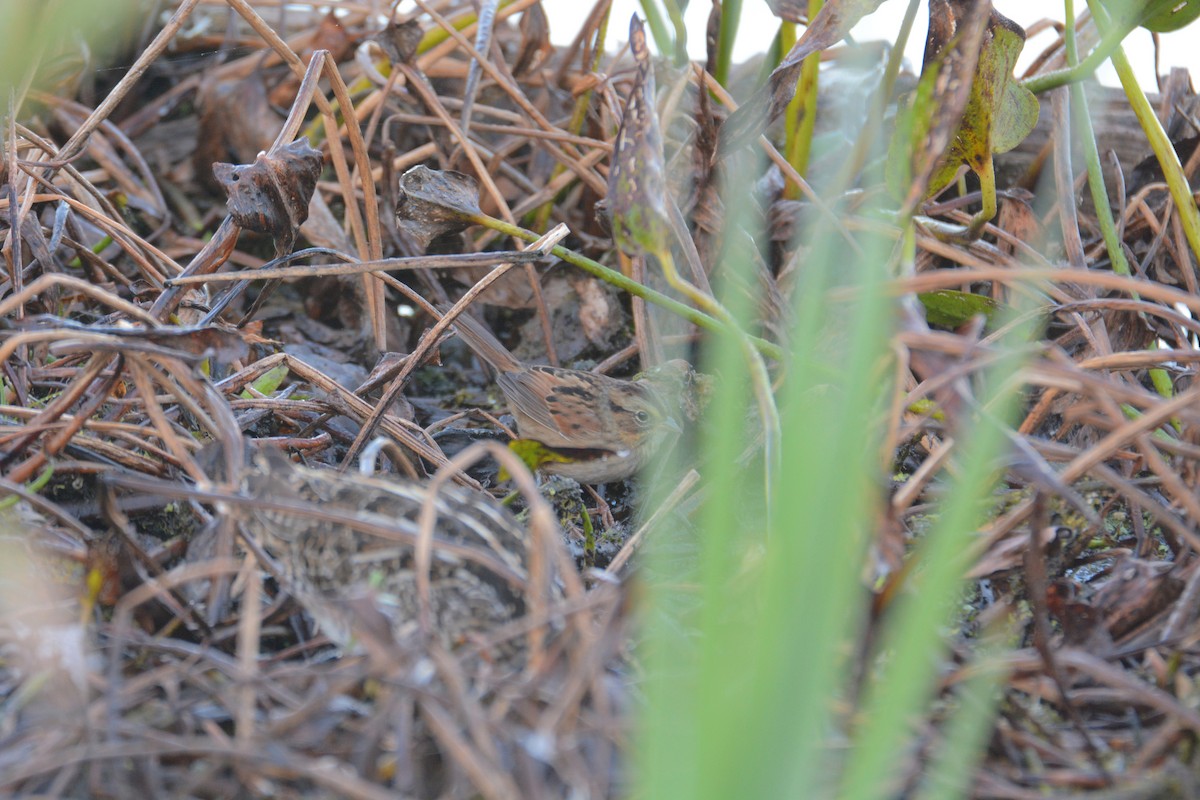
[445,309,684,484]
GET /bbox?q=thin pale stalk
[1064,0,1132,277]
[416,0,516,54]
[470,212,785,360]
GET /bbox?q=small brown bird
[445,309,683,484]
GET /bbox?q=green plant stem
[471,212,785,361]
[1063,0,1131,278]
[637,0,674,58]
[760,22,791,85]
[1020,21,1130,94]
[0,464,55,511]
[657,250,781,491]
[713,0,741,86]
[769,21,796,162]
[1087,0,1200,267]
[966,156,998,239]
[777,20,795,63]
[783,0,822,194]
[661,0,688,65]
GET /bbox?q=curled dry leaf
[514,2,553,75]
[212,138,322,255]
[376,18,423,65]
[608,15,671,261]
[395,165,484,249]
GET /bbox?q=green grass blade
[837,324,1030,800]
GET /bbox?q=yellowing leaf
[927,12,1038,199]
[886,0,991,214]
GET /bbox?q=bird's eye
[634,410,651,426]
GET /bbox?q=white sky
[544,0,1199,92]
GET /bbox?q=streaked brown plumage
[446,310,683,483]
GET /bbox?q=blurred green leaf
[0,0,138,98]
[1141,0,1200,31]
[240,365,289,400]
[1098,0,1200,31]
[721,0,886,151]
[886,54,944,198]
[918,290,999,328]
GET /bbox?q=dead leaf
[608,15,671,261]
[376,18,423,65]
[269,11,355,106]
[997,188,1039,256]
[212,138,323,255]
[194,74,279,193]
[300,191,354,254]
[765,0,809,23]
[514,3,553,76]
[394,165,484,250]
[567,272,616,345]
[5,315,251,363]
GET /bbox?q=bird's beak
[663,415,683,435]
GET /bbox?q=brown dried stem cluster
[2,0,1200,797]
